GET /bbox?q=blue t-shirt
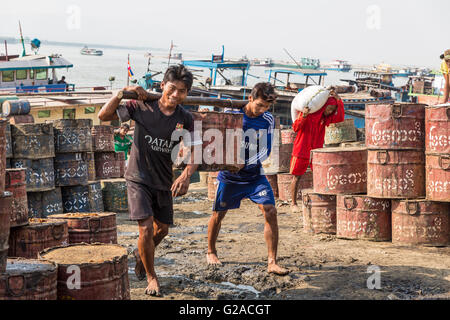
[218,109,275,184]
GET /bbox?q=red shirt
[292,97,345,160]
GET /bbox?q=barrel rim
[4,257,57,275]
[47,212,116,220]
[312,146,367,153]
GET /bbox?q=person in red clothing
[290,90,345,212]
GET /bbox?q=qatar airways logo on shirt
[145,135,175,154]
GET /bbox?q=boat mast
[18,20,26,57]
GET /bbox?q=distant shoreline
[0,36,165,52]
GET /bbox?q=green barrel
[102,179,128,212]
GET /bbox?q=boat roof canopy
[266,68,327,77]
[0,55,73,71]
[183,60,250,70]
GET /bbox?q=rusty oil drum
[311,147,367,195]
[5,123,12,159]
[8,219,69,258]
[54,153,88,187]
[91,125,115,152]
[281,129,296,144]
[0,119,6,193]
[176,111,245,172]
[0,258,57,300]
[86,152,96,181]
[0,192,12,273]
[336,195,391,241]
[51,119,93,153]
[88,181,104,212]
[325,119,357,145]
[262,143,293,174]
[207,172,219,201]
[61,185,90,213]
[367,149,425,199]
[11,158,55,192]
[302,189,336,234]
[39,243,130,300]
[266,175,279,198]
[366,103,426,149]
[27,188,63,218]
[426,154,450,202]
[425,104,450,154]
[392,200,450,246]
[95,152,121,180]
[277,171,313,201]
[102,179,128,212]
[5,169,28,227]
[48,212,117,245]
[11,123,55,159]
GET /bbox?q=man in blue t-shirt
[207,82,289,275]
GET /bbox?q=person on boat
[57,76,66,84]
[98,65,199,297]
[440,49,450,103]
[289,90,345,212]
[206,82,289,276]
[114,123,133,162]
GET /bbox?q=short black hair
[121,123,130,130]
[163,64,194,92]
[251,82,277,103]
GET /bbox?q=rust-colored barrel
[5,123,12,159]
[262,143,293,174]
[176,111,245,172]
[208,172,219,201]
[311,147,367,195]
[266,175,279,198]
[8,219,69,258]
[336,195,391,241]
[392,200,450,246]
[95,152,121,180]
[277,171,313,201]
[281,129,296,144]
[27,188,63,218]
[11,158,55,192]
[0,258,57,300]
[0,119,6,193]
[88,181,104,212]
[366,103,426,150]
[54,153,88,187]
[51,119,93,153]
[367,149,425,199]
[86,152,96,181]
[61,185,90,213]
[11,123,55,159]
[115,152,126,178]
[325,119,357,145]
[48,212,117,244]
[102,179,128,212]
[302,189,336,234]
[5,169,28,227]
[426,154,450,202]
[8,115,34,125]
[39,243,130,300]
[91,125,115,152]
[425,104,450,154]
[0,192,12,273]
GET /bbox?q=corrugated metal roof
[0,55,73,71]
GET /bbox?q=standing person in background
[114,123,133,164]
[289,91,345,213]
[440,49,450,103]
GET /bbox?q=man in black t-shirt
[98,65,199,297]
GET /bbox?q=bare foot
[268,263,290,276]
[133,249,146,281]
[291,205,301,213]
[206,252,223,266]
[144,276,161,297]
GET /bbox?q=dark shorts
[126,180,174,225]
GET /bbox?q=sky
[1,0,449,68]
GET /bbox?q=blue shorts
[213,177,276,211]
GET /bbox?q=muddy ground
[116,184,450,300]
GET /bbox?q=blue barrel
[54,153,88,187]
[88,181,104,212]
[11,158,55,192]
[61,185,90,213]
[2,100,31,117]
[27,188,64,218]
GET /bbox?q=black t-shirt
[117,99,195,191]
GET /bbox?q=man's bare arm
[98,94,121,121]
